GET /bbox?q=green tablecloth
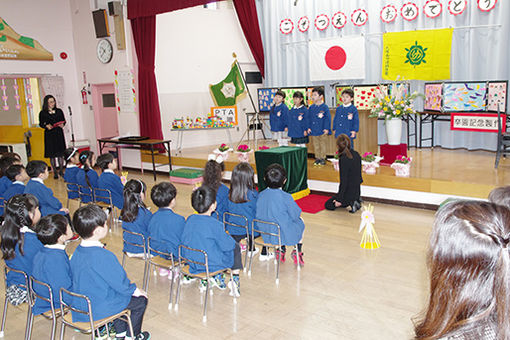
[254,146,308,194]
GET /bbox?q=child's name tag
[277,112,281,117]
[348,114,353,120]
[318,112,324,118]
[298,115,303,121]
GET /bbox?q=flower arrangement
[218,143,230,152]
[361,152,383,175]
[237,144,251,153]
[393,155,411,164]
[369,80,421,120]
[361,152,376,162]
[258,145,270,150]
[391,155,412,177]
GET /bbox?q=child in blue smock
[256,163,305,266]
[1,194,43,305]
[181,185,242,297]
[76,151,98,203]
[203,159,229,220]
[71,204,150,339]
[96,153,124,209]
[287,91,310,148]
[24,161,69,217]
[269,90,289,146]
[333,88,359,148]
[63,147,81,200]
[0,155,21,217]
[120,179,152,257]
[31,214,73,315]
[3,165,28,201]
[308,87,331,166]
[148,182,185,278]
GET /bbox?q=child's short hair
[151,182,177,208]
[312,87,324,98]
[5,165,24,181]
[72,204,107,239]
[96,153,114,170]
[489,186,510,209]
[34,214,68,245]
[191,185,216,214]
[264,163,287,189]
[0,156,19,177]
[341,88,354,98]
[0,152,22,162]
[26,160,48,178]
[275,90,286,99]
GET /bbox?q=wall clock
[97,39,113,64]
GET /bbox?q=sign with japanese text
[210,106,238,126]
[450,113,504,133]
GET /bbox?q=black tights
[50,157,65,174]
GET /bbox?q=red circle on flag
[325,46,346,70]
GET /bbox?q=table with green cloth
[254,146,309,197]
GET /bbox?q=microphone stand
[68,106,76,147]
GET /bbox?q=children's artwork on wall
[305,86,324,106]
[258,88,278,112]
[335,86,351,106]
[353,85,388,110]
[443,82,487,112]
[424,83,442,111]
[487,82,507,113]
[281,87,306,109]
[388,83,409,97]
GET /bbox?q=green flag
[209,62,246,106]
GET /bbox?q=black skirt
[291,136,309,144]
[39,108,66,158]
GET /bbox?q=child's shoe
[258,252,274,262]
[199,279,208,292]
[227,276,240,297]
[121,331,151,340]
[95,325,108,340]
[107,322,116,337]
[291,250,305,266]
[276,249,286,263]
[210,273,227,290]
[239,242,247,252]
[159,268,170,276]
[247,247,259,257]
[182,275,197,284]
[313,159,320,166]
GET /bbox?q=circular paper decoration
[401,3,419,21]
[424,0,442,18]
[351,9,368,27]
[59,52,68,60]
[477,0,497,12]
[448,0,467,15]
[332,11,347,29]
[297,16,310,33]
[279,18,294,34]
[325,46,347,70]
[380,5,398,23]
[314,14,329,31]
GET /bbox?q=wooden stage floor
[142,141,507,200]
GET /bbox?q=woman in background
[39,95,66,179]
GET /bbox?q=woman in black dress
[325,134,363,213]
[39,95,66,179]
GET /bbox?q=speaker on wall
[92,9,110,38]
[245,72,263,84]
[108,1,122,16]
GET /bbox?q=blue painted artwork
[443,82,487,112]
[258,88,278,112]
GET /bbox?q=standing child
[256,164,305,265]
[120,179,152,258]
[287,91,309,148]
[308,87,331,166]
[63,147,81,200]
[1,194,43,305]
[31,214,73,315]
[24,161,69,216]
[333,89,359,148]
[148,182,185,277]
[76,151,98,203]
[3,165,29,201]
[181,186,242,297]
[203,159,229,220]
[269,90,289,146]
[71,204,150,340]
[97,153,124,209]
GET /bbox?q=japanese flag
[309,36,365,81]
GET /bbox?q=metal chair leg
[276,247,280,285]
[143,263,151,291]
[122,253,126,267]
[0,295,8,337]
[125,314,134,339]
[202,280,210,323]
[174,270,182,311]
[24,306,32,340]
[59,321,65,340]
[168,266,175,310]
[50,315,56,340]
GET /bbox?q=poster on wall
[305,86,324,106]
[114,69,136,113]
[443,82,487,112]
[353,85,387,110]
[281,87,306,109]
[424,83,442,111]
[40,76,65,108]
[257,88,278,112]
[0,17,53,61]
[487,81,507,113]
[335,85,352,106]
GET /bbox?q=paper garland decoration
[1,79,8,111]
[12,83,20,110]
[477,0,497,12]
[297,16,310,33]
[351,9,368,26]
[279,19,293,34]
[281,88,306,109]
[424,0,442,18]
[424,83,442,111]
[314,14,329,31]
[487,82,507,113]
[258,88,278,112]
[401,3,419,21]
[443,82,487,112]
[448,0,467,15]
[332,11,347,29]
[381,5,398,23]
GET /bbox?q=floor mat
[295,194,330,214]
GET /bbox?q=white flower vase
[391,162,411,177]
[385,118,403,145]
[213,148,232,161]
[329,158,339,171]
[362,161,379,175]
[236,152,251,163]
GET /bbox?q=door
[91,83,118,140]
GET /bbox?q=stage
[141,141,504,206]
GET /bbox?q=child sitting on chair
[148,182,185,278]
[76,151,98,204]
[120,179,152,258]
[71,204,150,340]
[97,153,124,210]
[31,214,73,315]
[3,165,29,201]
[203,158,229,220]
[63,148,81,200]
[24,161,69,217]
[256,163,305,266]
[181,185,242,297]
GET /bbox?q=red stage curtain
[232,0,265,78]
[128,0,220,19]
[131,16,164,143]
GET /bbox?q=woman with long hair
[324,134,362,213]
[414,201,510,340]
[39,95,67,179]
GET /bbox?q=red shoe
[291,250,305,266]
[276,249,286,263]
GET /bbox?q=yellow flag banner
[382,28,453,81]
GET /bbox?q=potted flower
[213,143,232,161]
[235,144,252,162]
[361,152,383,175]
[369,79,421,145]
[328,151,340,171]
[258,145,270,150]
[391,155,412,177]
